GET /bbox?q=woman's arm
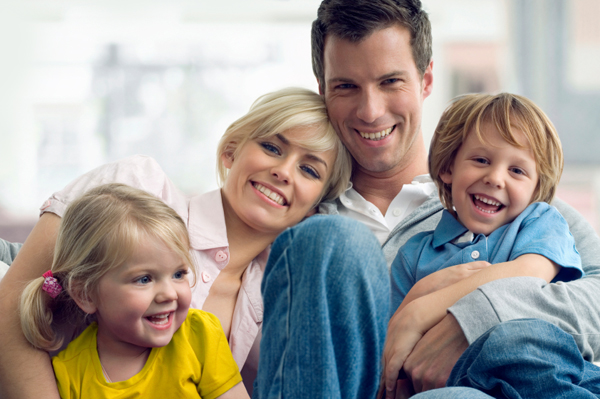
[0,213,62,399]
[382,253,559,396]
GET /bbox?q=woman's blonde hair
[19,183,194,351]
[429,93,564,213]
[216,87,352,203]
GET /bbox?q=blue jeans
[413,318,600,399]
[254,215,389,399]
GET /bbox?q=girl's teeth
[148,314,169,325]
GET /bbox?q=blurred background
[1,0,599,242]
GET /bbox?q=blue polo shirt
[391,202,583,312]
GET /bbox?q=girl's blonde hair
[216,87,352,203]
[429,93,563,213]
[19,183,194,351]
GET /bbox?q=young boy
[382,93,585,395]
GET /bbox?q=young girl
[20,183,248,398]
[0,87,352,398]
[382,93,584,397]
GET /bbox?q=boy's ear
[70,287,98,315]
[439,169,453,185]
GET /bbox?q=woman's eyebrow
[276,133,328,170]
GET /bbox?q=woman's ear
[221,143,237,169]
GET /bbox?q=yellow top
[52,309,242,399]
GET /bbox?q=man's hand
[402,313,468,393]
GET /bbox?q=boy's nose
[483,168,505,188]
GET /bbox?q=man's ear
[421,60,434,100]
[318,79,324,95]
[70,287,98,315]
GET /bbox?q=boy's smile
[440,122,539,235]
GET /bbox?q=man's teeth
[474,194,502,207]
[254,183,285,205]
[148,313,170,325]
[359,127,393,141]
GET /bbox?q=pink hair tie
[41,270,62,299]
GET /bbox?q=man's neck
[352,149,428,215]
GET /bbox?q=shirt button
[370,208,377,214]
[471,250,480,260]
[215,250,228,262]
[392,208,402,217]
[201,271,211,283]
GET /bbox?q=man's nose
[356,88,386,124]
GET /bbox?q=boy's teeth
[474,194,501,206]
[359,127,393,141]
[253,183,285,205]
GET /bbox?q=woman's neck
[220,191,279,276]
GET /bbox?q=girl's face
[221,125,336,235]
[82,234,192,357]
[440,122,539,235]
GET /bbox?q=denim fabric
[412,387,493,398]
[416,319,600,399]
[254,215,389,399]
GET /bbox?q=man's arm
[0,214,62,399]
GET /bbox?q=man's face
[322,25,433,175]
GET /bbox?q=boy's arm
[0,214,62,399]
[383,253,558,395]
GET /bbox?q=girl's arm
[216,382,250,399]
[0,213,62,399]
[382,253,559,396]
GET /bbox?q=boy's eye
[173,269,188,280]
[135,275,152,285]
[260,142,281,155]
[510,167,526,175]
[301,165,321,179]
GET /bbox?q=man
[312,0,600,398]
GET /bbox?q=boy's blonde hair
[19,183,194,351]
[216,87,352,203]
[429,93,563,212]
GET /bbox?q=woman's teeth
[359,127,393,141]
[254,183,285,205]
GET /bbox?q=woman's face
[221,126,336,235]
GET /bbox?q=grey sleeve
[0,238,22,266]
[449,198,600,361]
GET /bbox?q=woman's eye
[301,165,321,179]
[173,270,188,280]
[260,142,281,155]
[135,275,152,285]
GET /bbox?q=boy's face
[440,123,539,235]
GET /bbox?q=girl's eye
[260,142,281,155]
[301,165,321,179]
[173,269,188,280]
[135,275,152,285]
[474,157,489,165]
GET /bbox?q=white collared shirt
[40,155,265,378]
[335,175,436,244]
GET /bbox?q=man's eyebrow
[327,71,408,86]
[276,133,328,170]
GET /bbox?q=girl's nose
[155,281,178,303]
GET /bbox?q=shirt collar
[187,189,229,250]
[432,209,470,248]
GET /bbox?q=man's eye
[261,142,281,155]
[382,78,399,85]
[336,83,356,90]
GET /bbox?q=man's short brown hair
[311,0,432,90]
